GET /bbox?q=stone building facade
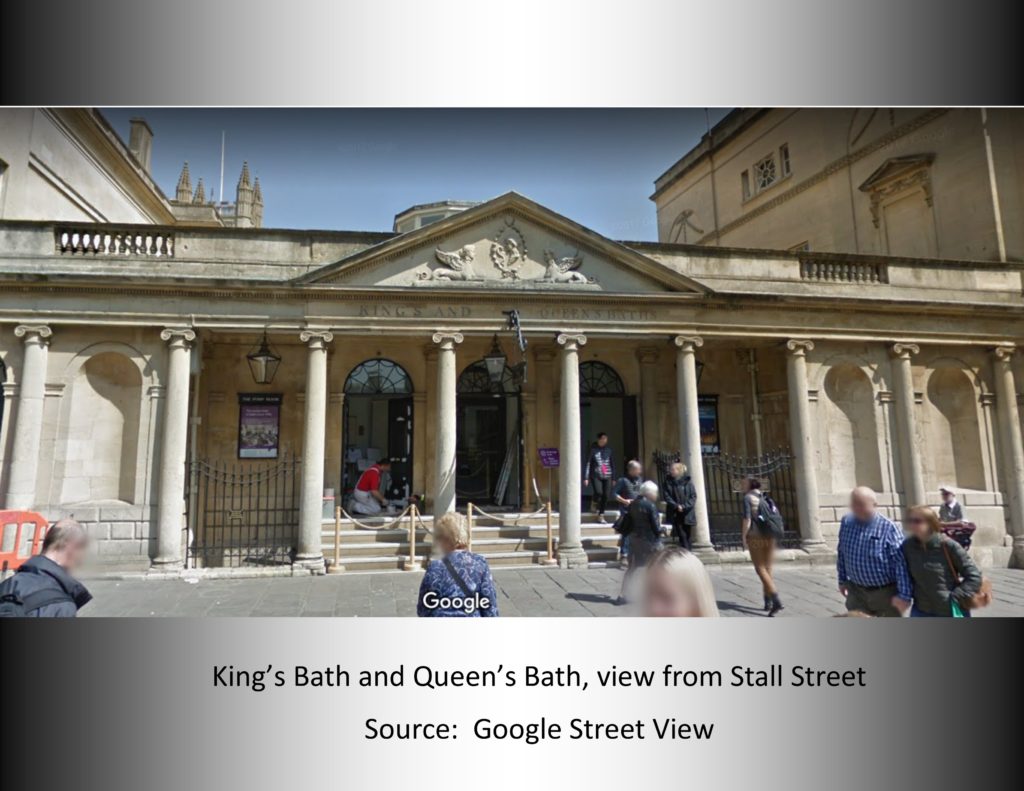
[1,191,1022,573]
[652,108,1024,262]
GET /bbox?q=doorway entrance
[456,360,521,507]
[342,359,413,499]
[579,361,638,482]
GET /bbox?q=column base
[689,543,719,564]
[800,538,831,553]
[292,555,326,575]
[557,546,589,569]
[1009,540,1024,570]
[149,557,183,571]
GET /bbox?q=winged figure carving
[418,245,479,281]
[541,249,591,284]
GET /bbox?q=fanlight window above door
[344,359,412,395]
[579,361,624,396]
[458,360,517,394]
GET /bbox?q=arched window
[344,359,412,395]
[458,360,517,394]
[580,361,624,396]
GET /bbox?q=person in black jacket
[583,433,615,524]
[617,480,665,605]
[612,460,644,563]
[663,461,697,549]
[0,519,92,617]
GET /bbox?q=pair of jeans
[591,477,612,515]
[845,582,901,617]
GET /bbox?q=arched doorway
[456,360,521,507]
[580,361,637,479]
[342,359,413,498]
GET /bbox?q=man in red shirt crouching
[351,457,393,516]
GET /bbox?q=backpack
[753,493,785,539]
[0,580,73,618]
[613,509,634,536]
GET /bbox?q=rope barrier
[337,504,413,531]
[468,503,548,526]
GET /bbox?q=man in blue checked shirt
[837,487,913,617]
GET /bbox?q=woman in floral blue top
[417,512,499,617]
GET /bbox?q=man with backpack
[741,478,785,616]
[0,519,92,617]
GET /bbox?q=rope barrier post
[404,503,422,571]
[467,502,474,553]
[327,505,345,574]
[542,500,557,566]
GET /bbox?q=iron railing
[185,455,300,568]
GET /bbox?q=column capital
[889,342,921,359]
[14,324,52,344]
[431,331,464,350]
[160,327,196,346]
[785,338,815,356]
[556,332,587,350]
[673,334,703,352]
[299,329,334,349]
[993,344,1016,363]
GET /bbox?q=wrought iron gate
[652,447,802,551]
[702,448,801,550]
[185,455,300,568]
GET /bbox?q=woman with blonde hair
[643,546,719,617]
[417,512,498,617]
[901,505,984,618]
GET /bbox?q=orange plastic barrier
[0,510,49,572]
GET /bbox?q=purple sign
[239,393,282,459]
[538,448,560,468]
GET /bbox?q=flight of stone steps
[321,510,622,573]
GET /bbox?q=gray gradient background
[1,0,1023,105]
[1,619,1020,789]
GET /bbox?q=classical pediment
[299,192,708,294]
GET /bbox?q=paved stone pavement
[79,565,1024,617]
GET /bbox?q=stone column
[674,335,713,554]
[432,331,463,516]
[993,346,1024,567]
[637,347,660,468]
[153,328,195,568]
[556,332,588,568]
[294,330,333,573]
[889,343,926,507]
[785,339,826,550]
[4,325,52,509]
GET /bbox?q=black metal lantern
[246,331,281,385]
[483,334,507,386]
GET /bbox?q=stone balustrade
[799,256,888,284]
[56,227,175,257]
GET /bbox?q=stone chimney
[128,118,154,173]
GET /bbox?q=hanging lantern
[246,331,281,385]
[483,334,508,387]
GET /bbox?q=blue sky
[104,109,728,241]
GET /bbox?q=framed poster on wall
[238,393,282,459]
[698,395,720,454]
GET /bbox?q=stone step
[322,534,622,561]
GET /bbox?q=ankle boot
[769,594,784,616]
